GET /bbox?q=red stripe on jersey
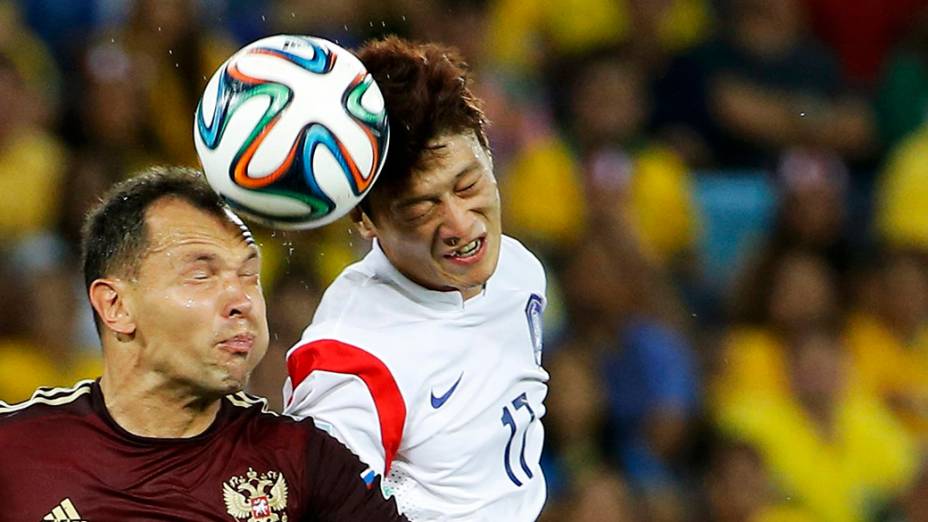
[287,339,406,474]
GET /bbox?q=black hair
[355,36,489,218]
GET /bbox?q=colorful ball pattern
[194,35,389,229]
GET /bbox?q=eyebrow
[180,249,260,266]
[395,162,481,208]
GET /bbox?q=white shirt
[284,235,549,521]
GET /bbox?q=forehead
[143,197,255,256]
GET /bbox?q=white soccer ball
[194,35,389,229]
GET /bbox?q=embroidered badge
[525,294,544,366]
[223,467,289,521]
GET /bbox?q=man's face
[365,132,502,299]
[124,198,269,396]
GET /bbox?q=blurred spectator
[558,226,699,521]
[0,2,61,124]
[541,468,636,522]
[0,53,68,247]
[107,0,236,164]
[715,251,838,409]
[876,7,928,149]
[0,235,100,403]
[655,0,875,168]
[504,48,699,269]
[716,322,918,522]
[702,437,817,522]
[541,347,609,507]
[57,38,161,246]
[803,0,928,89]
[485,0,711,76]
[730,149,854,302]
[846,250,928,441]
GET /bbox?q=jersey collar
[367,239,488,310]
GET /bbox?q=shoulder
[0,380,96,434]
[222,391,334,440]
[496,235,547,294]
[311,257,417,330]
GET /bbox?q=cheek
[140,287,215,334]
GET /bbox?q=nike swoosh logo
[430,373,463,409]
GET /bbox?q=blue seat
[693,171,777,290]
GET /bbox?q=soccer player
[0,167,406,522]
[283,37,549,520]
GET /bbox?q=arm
[284,339,406,476]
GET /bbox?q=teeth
[452,239,480,258]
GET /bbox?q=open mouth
[448,238,482,258]
[443,237,487,265]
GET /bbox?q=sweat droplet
[184,299,193,308]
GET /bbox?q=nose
[439,200,476,247]
[221,274,253,318]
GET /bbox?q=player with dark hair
[283,37,549,520]
[0,166,406,521]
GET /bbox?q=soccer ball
[194,35,389,229]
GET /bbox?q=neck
[99,367,222,438]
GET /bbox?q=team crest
[525,294,544,366]
[223,467,289,521]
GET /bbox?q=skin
[89,197,269,438]
[357,132,502,300]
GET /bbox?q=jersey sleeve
[303,423,408,522]
[284,338,406,477]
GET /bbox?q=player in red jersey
[0,166,406,522]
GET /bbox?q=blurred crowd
[4,0,928,520]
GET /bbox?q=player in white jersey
[283,37,549,520]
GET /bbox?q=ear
[351,207,378,241]
[89,278,136,337]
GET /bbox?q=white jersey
[284,236,548,521]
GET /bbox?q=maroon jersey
[0,379,406,521]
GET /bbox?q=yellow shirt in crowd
[717,388,917,522]
[845,313,928,440]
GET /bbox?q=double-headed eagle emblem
[223,467,289,522]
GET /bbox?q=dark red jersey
[0,379,407,522]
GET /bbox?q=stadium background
[2,0,928,519]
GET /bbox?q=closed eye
[401,201,436,222]
[455,176,482,195]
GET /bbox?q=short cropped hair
[356,36,489,216]
[80,166,230,295]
